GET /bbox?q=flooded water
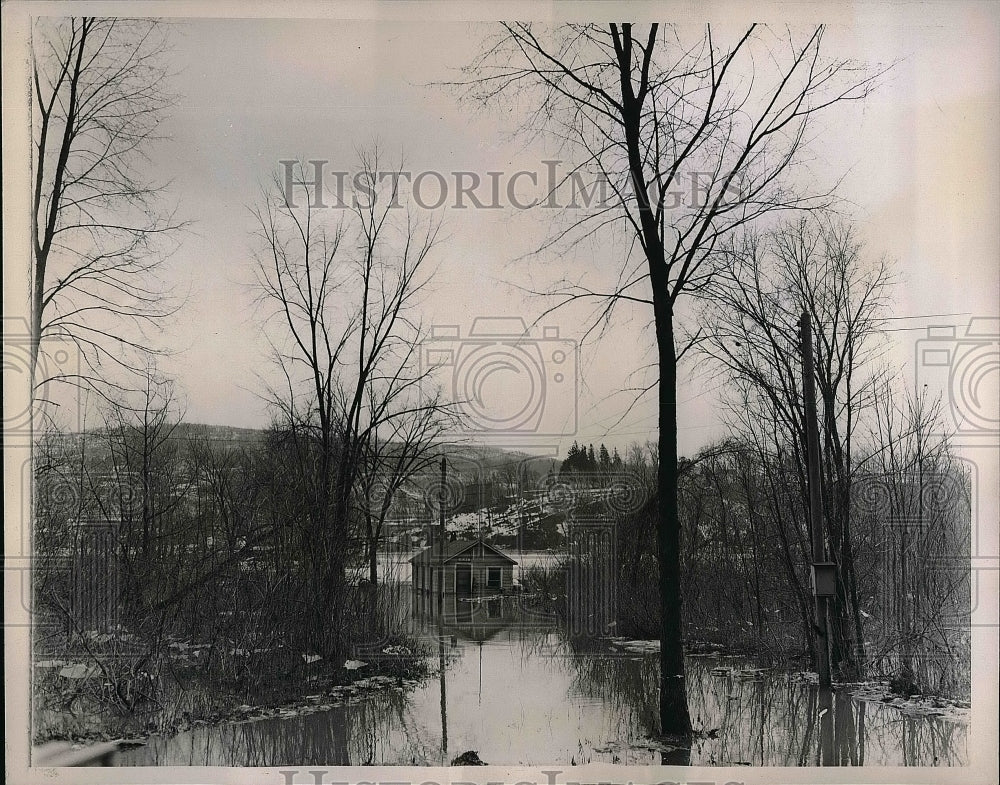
[121,575,968,768]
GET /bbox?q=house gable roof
[409,538,517,565]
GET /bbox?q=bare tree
[356,389,454,587]
[31,17,180,400]
[252,150,444,658]
[702,215,894,676]
[861,383,971,696]
[461,23,882,735]
[99,364,187,577]
[251,165,350,658]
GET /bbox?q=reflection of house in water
[410,539,518,636]
[435,595,518,643]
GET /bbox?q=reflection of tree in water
[682,662,966,766]
[684,663,816,765]
[560,650,966,767]
[842,695,966,766]
[131,686,445,766]
[564,639,660,741]
[236,705,353,766]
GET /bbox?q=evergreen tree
[562,440,588,473]
[598,443,611,473]
[561,441,578,473]
[586,444,596,470]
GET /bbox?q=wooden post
[801,311,832,688]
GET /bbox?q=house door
[455,564,472,595]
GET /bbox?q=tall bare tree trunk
[460,22,882,738]
[655,305,692,734]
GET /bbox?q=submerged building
[410,538,516,597]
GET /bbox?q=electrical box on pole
[811,562,837,598]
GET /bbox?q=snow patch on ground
[850,683,970,723]
[609,639,661,654]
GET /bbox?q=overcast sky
[20,4,1000,457]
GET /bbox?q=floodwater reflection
[122,590,968,767]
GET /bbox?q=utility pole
[801,311,832,688]
[437,454,448,763]
[438,455,446,616]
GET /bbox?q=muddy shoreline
[32,640,431,749]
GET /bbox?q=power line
[879,312,973,321]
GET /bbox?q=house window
[487,566,502,589]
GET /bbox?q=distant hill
[437,443,559,476]
[161,422,268,445]
[47,423,560,474]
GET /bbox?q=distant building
[410,538,516,598]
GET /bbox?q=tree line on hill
[560,442,624,475]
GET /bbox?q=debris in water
[609,639,660,653]
[451,750,487,766]
[58,664,98,679]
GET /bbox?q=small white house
[410,538,516,597]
